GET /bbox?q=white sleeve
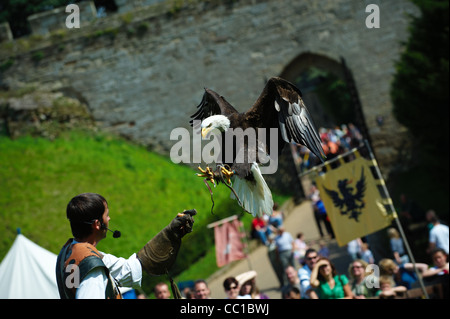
[101,253,142,288]
[429,228,437,244]
[298,268,312,297]
[76,268,108,299]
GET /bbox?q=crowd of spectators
[142,188,448,300]
[178,208,447,299]
[292,123,364,171]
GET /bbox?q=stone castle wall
[0,0,419,181]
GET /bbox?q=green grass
[0,130,290,296]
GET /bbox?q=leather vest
[56,239,121,299]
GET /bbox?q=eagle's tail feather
[231,163,273,217]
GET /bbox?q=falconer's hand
[137,209,197,276]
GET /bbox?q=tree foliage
[0,1,69,37]
[0,0,117,38]
[391,0,449,171]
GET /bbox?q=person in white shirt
[56,193,196,299]
[426,210,449,254]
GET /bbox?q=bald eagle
[190,77,325,217]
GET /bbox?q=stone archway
[280,53,350,129]
[280,52,347,83]
[279,52,371,145]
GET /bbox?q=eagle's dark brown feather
[190,77,325,216]
[190,77,326,171]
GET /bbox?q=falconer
[55,192,196,299]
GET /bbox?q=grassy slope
[0,130,289,295]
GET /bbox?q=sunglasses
[227,285,238,290]
[306,255,318,260]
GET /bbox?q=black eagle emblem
[323,167,366,221]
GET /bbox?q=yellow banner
[315,157,394,246]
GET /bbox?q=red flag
[214,219,247,267]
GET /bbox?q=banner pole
[298,144,364,178]
[363,139,429,299]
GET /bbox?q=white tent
[0,233,59,299]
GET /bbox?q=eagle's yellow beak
[201,127,213,139]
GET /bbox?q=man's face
[305,252,318,268]
[155,284,170,299]
[433,251,447,268]
[285,266,297,283]
[194,282,210,299]
[99,203,110,239]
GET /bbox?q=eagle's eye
[206,123,212,128]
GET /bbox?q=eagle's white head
[201,115,230,138]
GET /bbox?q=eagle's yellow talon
[198,166,216,186]
[220,166,234,184]
[198,166,207,174]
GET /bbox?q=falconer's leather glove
[137,209,197,276]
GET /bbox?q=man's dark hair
[431,248,448,259]
[153,282,169,294]
[194,279,208,288]
[304,248,317,257]
[66,193,107,239]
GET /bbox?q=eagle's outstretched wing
[189,78,324,217]
[245,77,326,161]
[323,186,345,209]
[354,167,366,202]
[189,88,239,126]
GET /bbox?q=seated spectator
[193,279,211,299]
[223,277,251,299]
[378,258,428,289]
[236,270,268,299]
[422,248,449,278]
[378,275,407,299]
[268,203,284,229]
[136,292,147,299]
[298,248,319,299]
[182,287,194,299]
[154,282,171,299]
[281,265,301,299]
[348,259,380,299]
[251,216,269,246]
[310,257,353,299]
[283,286,301,299]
